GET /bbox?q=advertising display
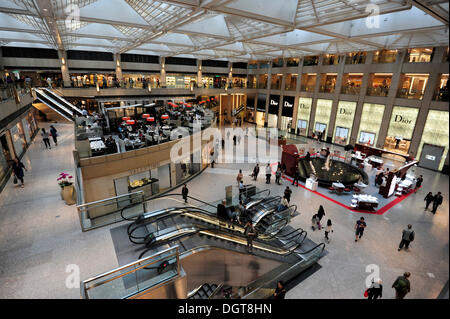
[282,96,295,117]
[313,99,333,137]
[333,101,357,145]
[416,110,449,171]
[296,97,312,136]
[268,95,280,115]
[357,103,385,146]
[384,106,419,154]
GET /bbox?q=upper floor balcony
[366,73,392,97]
[341,73,363,95]
[300,73,317,92]
[396,73,429,100]
[433,73,449,102]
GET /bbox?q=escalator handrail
[148,192,217,209]
[35,89,74,118]
[208,283,224,299]
[43,88,83,115]
[35,94,73,121]
[250,189,270,199]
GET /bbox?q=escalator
[187,283,221,299]
[33,88,82,121]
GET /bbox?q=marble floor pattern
[0,122,448,299]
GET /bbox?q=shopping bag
[13,176,18,184]
[363,289,369,298]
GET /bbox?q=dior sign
[270,99,279,106]
[284,101,293,108]
[394,114,413,124]
[339,108,353,115]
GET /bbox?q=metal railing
[81,246,181,299]
[76,191,145,231]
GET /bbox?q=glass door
[297,119,307,136]
[334,126,349,145]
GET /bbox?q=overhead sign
[282,96,294,117]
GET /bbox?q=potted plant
[57,172,76,205]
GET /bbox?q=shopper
[181,184,189,203]
[415,175,423,189]
[265,163,271,184]
[424,192,434,210]
[244,220,257,253]
[291,169,300,187]
[392,272,411,299]
[210,150,215,168]
[41,128,51,149]
[236,169,243,185]
[324,219,333,243]
[12,158,27,188]
[275,167,282,185]
[317,205,325,221]
[311,214,319,231]
[284,186,292,203]
[354,217,367,242]
[277,196,289,212]
[431,192,443,214]
[49,125,58,146]
[238,180,245,201]
[252,163,260,181]
[367,279,383,300]
[273,281,286,299]
[398,224,415,251]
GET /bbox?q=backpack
[394,277,408,292]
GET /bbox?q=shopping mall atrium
[0,0,448,303]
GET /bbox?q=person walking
[431,192,443,214]
[252,164,260,181]
[238,180,245,201]
[273,281,286,299]
[415,175,423,189]
[210,150,215,168]
[367,279,383,300]
[317,205,325,222]
[424,192,434,211]
[181,184,189,203]
[41,128,51,149]
[244,221,257,253]
[324,219,333,243]
[392,272,411,299]
[354,217,367,242]
[12,158,27,188]
[49,125,58,146]
[265,163,272,184]
[311,214,319,231]
[292,168,300,187]
[236,169,243,185]
[275,166,282,185]
[398,224,415,251]
[284,186,292,203]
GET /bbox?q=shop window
[315,122,327,135]
[416,110,449,171]
[247,75,257,88]
[384,106,419,155]
[272,58,283,68]
[202,60,228,68]
[367,73,392,97]
[372,49,397,63]
[334,127,349,144]
[259,62,270,69]
[232,62,248,69]
[231,76,246,88]
[405,48,434,63]
[286,58,300,67]
[120,53,159,64]
[270,74,282,90]
[300,73,316,92]
[313,99,333,137]
[319,73,337,93]
[258,74,268,89]
[341,73,363,94]
[296,97,312,136]
[322,54,340,65]
[397,73,429,100]
[67,50,113,61]
[433,74,449,101]
[345,51,367,64]
[248,61,258,69]
[357,103,385,147]
[165,57,196,66]
[333,101,356,145]
[285,74,297,91]
[303,56,319,66]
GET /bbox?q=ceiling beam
[409,0,449,24]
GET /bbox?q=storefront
[10,122,26,158]
[416,110,449,171]
[123,73,161,88]
[280,96,294,132]
[201,74,227,89]
[383,106,419,155]
[333,101,357,145]
[256,94,266,127]
[167,73,197,89]
[356,103,385,146]
[296,97,312,136]
[245,95,255,122]
[268,95,280,128]
[70,72,116,88]
[313,99,333,137]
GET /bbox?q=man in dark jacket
[217,200,228,219]
[398,224,414,251]
[432,192,443,214]
[292,169,300,187]
[284,186,292,203]
[181,184,188,203]
[367,279,383,300]
[415,175,423,189]
[424,192,434,210]
[252,164,260,181]
[392,272,411,299]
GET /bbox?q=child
[324,219,333,243]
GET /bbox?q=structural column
[114,53,123,86]
[160,57,166,88]
[197,59,202,88]
[58,50,71,88]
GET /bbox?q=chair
[353,186,361,194]
[344,188,351,192]
[337,188,344,194]
[328,186,335,192]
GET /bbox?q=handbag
[364,289,369,298]
[13,176,18,184]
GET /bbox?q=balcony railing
[366,86,389,97]
[341,86,361,95]
[434,88,449,101]
[397,88,424,100]
[319,85,335,93]
[301,85,315,92]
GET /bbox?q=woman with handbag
[12,158,27,188]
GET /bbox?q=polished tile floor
[0,122,448,299]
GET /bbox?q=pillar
[160,57,166,88]
[114,53,123,84]
[197,59,202,88]
[58,50,70,88]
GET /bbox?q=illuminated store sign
[282,96,295,117]
[269,95,280,114]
